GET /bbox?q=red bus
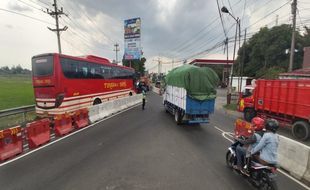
[31,53,136,116]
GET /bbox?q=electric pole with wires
[113,43,120,64]
[289,0,297,72]
[47,0,68,54]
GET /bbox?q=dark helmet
[265,119,279,133]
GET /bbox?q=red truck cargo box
[254,80,310,120]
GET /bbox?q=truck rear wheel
[174,110,182,125]
[292,121,310,141]
[244,108,256,122]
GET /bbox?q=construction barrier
[278,135,310,180]
[74,109,89,129]
[119,98,128,110]
[125,96,134,107]
[0,126,23,161]
[54,114,73,137]
[89,105,100,123]
[88,94,142,124]
[26,118,51,149]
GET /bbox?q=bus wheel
[292,121,310,141]
[244,108,256,122]
[93,98,102,105]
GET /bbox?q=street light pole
[221,6,239,104]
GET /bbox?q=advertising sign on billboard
[124,17,141,60]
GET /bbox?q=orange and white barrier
[0,126,23,161]
[26,119,51,149]
[74,109,89,129]
[54,114,73,137]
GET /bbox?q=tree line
[122,57,146,76]
[0,65,31,75]
[234,25,310,79]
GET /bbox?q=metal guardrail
[0,105,35,119]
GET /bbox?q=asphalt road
[0,92,308,190]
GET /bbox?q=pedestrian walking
[142,90,146,110]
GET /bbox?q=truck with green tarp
[163,65,219,124]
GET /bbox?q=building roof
[189,59,234,66]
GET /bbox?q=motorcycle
[226,141,278,190]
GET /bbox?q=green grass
[223,103,238,111]
[0,74,34,110]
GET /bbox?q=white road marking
[0,103,141,167]
[214,125,310,190]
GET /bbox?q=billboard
[124,17,141,60]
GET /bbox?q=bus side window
[79,61,88,78]
[104,66,112,79]
[113,67,120,79]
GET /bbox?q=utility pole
[289,0,297,72]
[276,15,279,26]
[237,20,241,94]
[172,59,174,71]
[227,17,239,104]
[240,29,247,93]
[225,37,229,87]
[113,43,120,64]
[157,57,161,75]
[47,0,68,54]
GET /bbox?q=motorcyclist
[234,117,265,172]
[250,119,279,165]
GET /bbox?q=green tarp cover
[165,65,219,101]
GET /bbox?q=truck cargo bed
[254,80,310,120]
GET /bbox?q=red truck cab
[237,85,255,112]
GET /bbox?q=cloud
[8,2,32,12]
[2,0,307,70]
[61,0,224,61]
[5,24,13,29]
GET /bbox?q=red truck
[238,79,310,140]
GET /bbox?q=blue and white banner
[124,18,141,60]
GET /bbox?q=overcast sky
[0,0,310,72]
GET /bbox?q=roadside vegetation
[234,25,310,79]
[223,103,238,111]
[0,65,34,110]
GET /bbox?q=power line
[61,36,85,54]
[65,2,116,45]
[227,0,235,16]
[217,0,227,37]
[37,0,52,7]
[167,17,220,56]
[164,0,246,57]
[297,8,305,28]
[180,23,236,59]
[241,0,247,23]
[0,8,54,25]
[245,1,291,31]
[163,0,273,59]
[16,0,46,12]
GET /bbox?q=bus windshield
[32,55,54,76]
